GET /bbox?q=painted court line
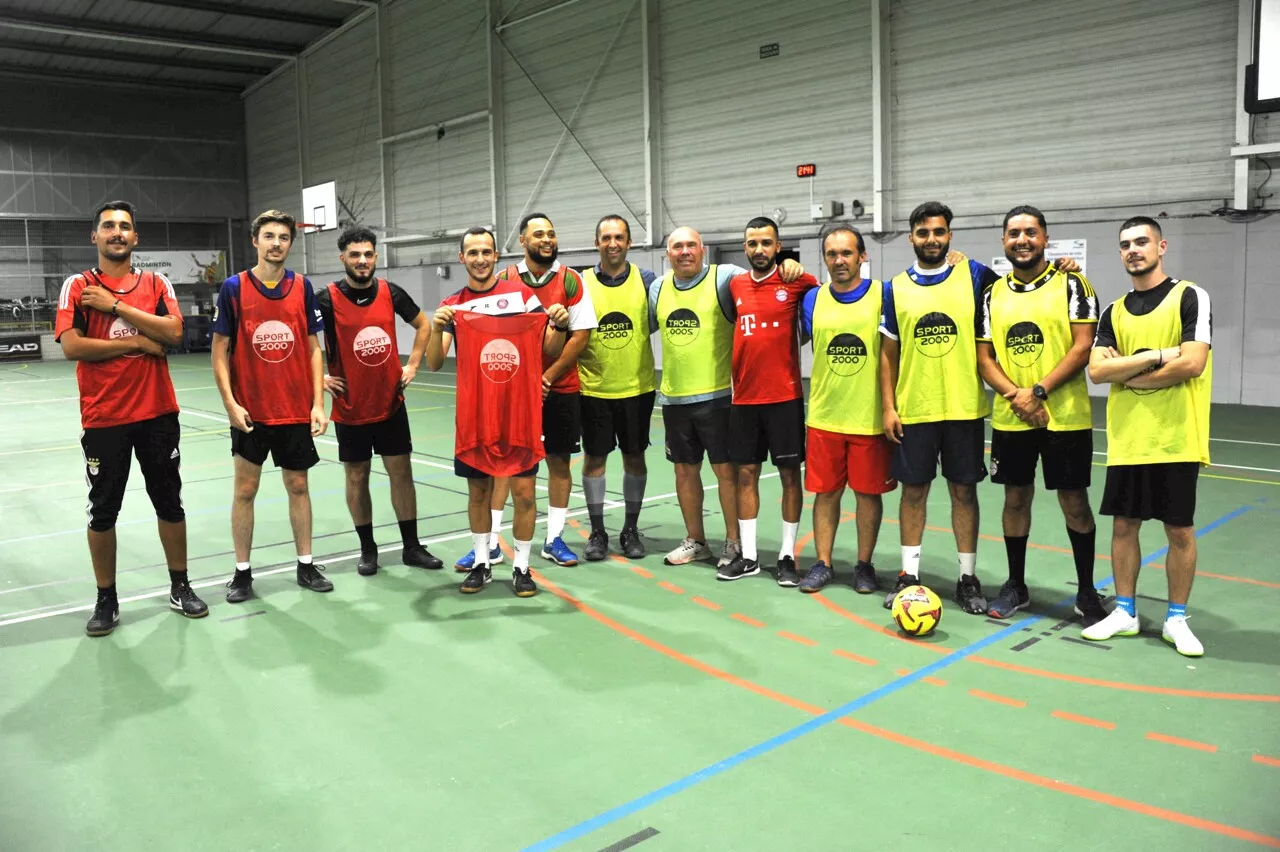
[1051,710,1116,730]
[597,826,659,852]
[1145,732,1218,753]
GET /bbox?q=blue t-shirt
[878,259,998,339]
[212,270,324,347]
[799,278,877,344]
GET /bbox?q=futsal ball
[892,585,943,637]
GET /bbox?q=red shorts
[804,427,897,495]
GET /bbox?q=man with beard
[317,225,443,576]
[213,210,332,603]
[716,217,819,585]
[56,200,207,635]
[577,215,656,561]
[1082,217,1212,657]
[976,206,1105,624]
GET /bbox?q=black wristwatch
[1032,384,1048,401]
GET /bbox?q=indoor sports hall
[1,1,1278,851]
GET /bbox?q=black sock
[355,523,376,554]
[398,519,419,549]
[1005,535,1029,587]
[168,570,186,587]
[98,583,117,600]
[1067,526,1096,590]
[623,509,639,530]
[589,511,605,534]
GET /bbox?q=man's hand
[324,374,346,397]
[779,258,805,282]
[79,284,118,315]
[432,305,455,331]
[1003,387,1043,420]
[135,336,166,358]
[226,401,254,433]
[1052,257,1081,273]
[542,373,553,400]
[946,250,967,267]
[1027,408,1050,428]
[399,364,417,390]
[545,303,569,329]
[1096,346,1120,360]
[883,408,904,444]
[311,404,328,437]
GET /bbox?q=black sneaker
[297,562,334,593]
[585,529,609,562]
[776,556,799,587]
[619,527,645,559]
[169,582,209,619]
[883,572,918,610]
[955,574,987,615]
[460,564,492,593]
[798,560,834,593]
[852,561,879,594]
[716,555,760,581]
[512,568,537,597]
[987,580,1030,619]
[402,544,443,570]
[357,551,379,576]
[85,591,119,637]
[1073,586,1108,627]
[226,568,254,604]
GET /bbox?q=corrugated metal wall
[245,66,299,222]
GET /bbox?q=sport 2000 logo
[479,338,520,383]
[251,320,295,363]
[353,326,393,366]
[108,316,142,358]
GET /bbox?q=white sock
[235,561,250,572]
[472,533,489,564]
[489,509,503,549]
[741,518,758,561]
[779,521,799,561]
[958,552,977,577]
[901,545,921,577]
[297,554,312,565]
[546,506,567,541]
[514,539,533,572]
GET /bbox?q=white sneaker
[1081,607,1140,641]
[664,537,711,566]
[717,539,742,568]
[1162,615,1204,657]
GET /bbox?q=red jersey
[326,278,402,425]
[728,269,819,404]
[499,263,593,394]
[453,311,547,476]
[229,271,314,425]
[55,269,181,429]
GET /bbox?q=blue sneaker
[540,536,579,566]
[454,545,503,573]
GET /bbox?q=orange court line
[731,613,766,628]
[1051,710,1117,731]
[691,596,721,611]
[832,649,879,666]
[777,631,819,647]
[969,689,1027,708]
[1253,755,1280,768]
[657,581,685,595]
[1148,562,1280,589]
[629,565,655,579]
[1146,732,1219,753]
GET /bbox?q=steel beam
[488,0,508,240]
[495,0,591,33]
[0,9,297,59]
[1234,0,1255,210]
[0,64,242,94]
[0,36,272,75]
[377,1,393,248]
[641,0,662,246]
[871,0,892,233]
[130,0,347,29]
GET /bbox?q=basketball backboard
[301,181,338,234]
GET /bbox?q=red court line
[1146,732,1219,753]
[731,613,766,628]
[969,689,1027,708]
[629,565,655,579]
[531,571,1280,850]
[657,581,685,595]
[1254,755,1280,768]
[777,631,818,647]
[832,649,878,666]
[691,596,721,611]
[1052,710,1117,731]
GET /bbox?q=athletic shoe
[1162,615,1204,657]
[716,556,760,581]
[226,568,254,604]
[619,527,645,559]
[717,539,742,569]
[402,544,443,570]
[541,536,579,566]
[987,580,1030,619]
[85,591,119,637]
[169,582,209,619]
[664,537,710,565]
[851,561,878,594]
[1073,587,1108,627]
[460,564,492,594]
[357,552,379,576]
[512,568,538,597]
[776,556,800,587]
[1081,607,1140,641]
[799,560,834,593]
[455,546,502,572]
[297,562,334,593]
[882,572,918,610]
[954,575,987,615]
[585,529,609,562]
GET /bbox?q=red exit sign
[796,163,816,178]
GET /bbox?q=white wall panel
[1241,216,1280,406]
[245,65,299,222]
[385,0,488,135]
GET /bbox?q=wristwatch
[1032,384,1048,401]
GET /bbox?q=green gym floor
[1,354,1277,851]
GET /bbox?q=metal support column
[376,1,395,262]
[295,56,310,274]
[487,0,508,242]
[1233,0,1254,210]
[641,0,662,246]
[871,0,892,233]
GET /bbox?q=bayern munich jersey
[728,267,819,404]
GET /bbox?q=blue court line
[523,504,1253,852]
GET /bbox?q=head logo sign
[108,316,142,358]
[913,311,958,357]
[353,325,393,366]
[479,338,520,383]
[825,333,869,377]
[596,311,634,351]
[252,320,295,363]
[1005,321,1044,368]
[665,307,700,346]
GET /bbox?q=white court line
[983,439,1280,476]
[4,385,218,405]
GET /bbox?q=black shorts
[663,398,731,465]
[728,399,806,467]
[891,418,987,485]
[454,457,539,479]
[335,403,412,463]
[990,428,1093,491]
[542,391,581,455]
[1101,462,1199,527]
[231,422,319,470]
[580,391,655,458]
[81,413,184,532]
